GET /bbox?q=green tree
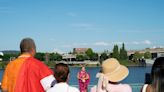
[0,54,3,60]
[133,52,143,61]
[68,51,73,54]
[86,48,94,60]
[112,45,119,60]
[49,53,62,61]
[100,52,109,61]
[35,52,45,61]
[2,54,19,61]
[144,51,152,59]
[76,55,86,61]
[120,43,128,60]
[0,62,8,69]
[91,53,98,61]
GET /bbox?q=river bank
[0,59,144,69]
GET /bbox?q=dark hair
[54,63,70,83]
[20,38,36,53]
[151,57,164,92]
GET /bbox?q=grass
[119,60,139,66]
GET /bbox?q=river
[0,66,152,92]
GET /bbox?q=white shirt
[91,83,132,92]
[47,82,80,92]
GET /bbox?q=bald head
[20,38,36,55]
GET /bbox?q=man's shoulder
[29,57,41,62]
[27,57,51,71]
[5,57,24,68]
[28,57,44,65]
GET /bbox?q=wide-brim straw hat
[102,58,129,82]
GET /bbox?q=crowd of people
[1,37,164,92]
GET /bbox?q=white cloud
[142,40,151,45]
[94,42,109,46]
[152,46,157,48]
[60,40,152,51]
[62,43,88,48]
[152,46,163,48]
[53,48,64,54]
[112,42,123,45]
[131,40,152,45]
[73,43,88,46]
[62,42,110,48]
[132,41,140,45]
[80,43,88,46]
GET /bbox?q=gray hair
[20,38,36,53]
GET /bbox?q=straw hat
[102,58,129,82]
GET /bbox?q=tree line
[0,43,152,63]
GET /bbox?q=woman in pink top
[77,66,90,92]
[90,58,132,92]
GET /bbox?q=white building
[0,52,4,61]
[62,54,76,61]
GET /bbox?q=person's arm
[77,72,80,79]
[38,61,56,91]
[85,73,90,80]
[40,75,56,91]
[96,75,103,92]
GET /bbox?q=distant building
[0,52,4,61]
[45,53,50,62]
[62,54,76,61]
[73,48,88,54]
[127,47,164,59]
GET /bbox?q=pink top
[90,83,132,92]
[91,73,132,92]
[79,70,88,80]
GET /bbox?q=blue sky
[0,0,164,53]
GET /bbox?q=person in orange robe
[1,38,56,92]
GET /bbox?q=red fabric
[14,57,53,92]
[78,71,90,92]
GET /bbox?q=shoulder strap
[142,84,148,92]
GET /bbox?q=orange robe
[1,54,54,92]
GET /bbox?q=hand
[82,79,86,82]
